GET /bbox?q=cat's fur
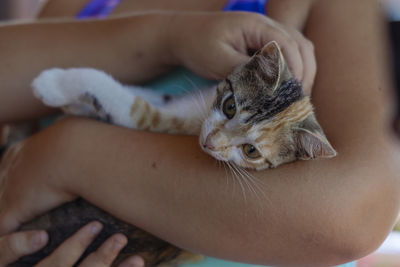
[10,42,336,266]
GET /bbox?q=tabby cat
[11,41,336,266]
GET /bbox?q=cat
[10,41,336,266]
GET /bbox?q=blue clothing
[224,0,267,15]
[78,0,267,18]
[77,0,122,19]
[75,2,356,267]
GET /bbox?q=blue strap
[223,0,267,15]
[77,0,122,19]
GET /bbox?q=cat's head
[200,41,336,170]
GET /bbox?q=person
[0,0,399,266]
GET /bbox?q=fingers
[264,26,316,94]
[215,48,250,79]
[299,39,316,95]
[274,32,304,82]
[243,14,315,91]
[285,28,316,95]
[118,255,145,267]
[79,234,127,267]
[250,15,304,81]
[0,211,21,236]
[37,221,103,267]
[0,230,48,266]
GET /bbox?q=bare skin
[0,222,145,267]
[0,0,399,266]
[0,0,315,123]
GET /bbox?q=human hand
[0,135,74,235]
[0,221,145,267]
[168,12,316,94]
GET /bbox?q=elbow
[320,157,400,265]
[273,151,399,266]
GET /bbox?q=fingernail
[89,221,103,235]
[32,231,48,249]
[112,234,127,251]
[119,255,145,267]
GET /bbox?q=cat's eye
[222,95,236,119]
[242,144,261,159]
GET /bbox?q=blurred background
[0,0,42,20]
[0,0,400,266]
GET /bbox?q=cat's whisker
[235,155,268,202]
[191,90,208,119]
[230,163,249,202]
[231,162,258,201]
[166,83,207,121]
[225,162,236,193]
[194,94,208,120]
[183,75,200,91]
[221,160,230,187]
[227,162,247,202]
[239,166,268,202]
[196,89,209,120]
[181,76,209,120]
[186,89,208,121]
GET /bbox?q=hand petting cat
[169,12,315,94]
[1,11,315,123]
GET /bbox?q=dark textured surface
[12,198,187,267]
[0,146,6,160]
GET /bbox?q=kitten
[10,41,336,266]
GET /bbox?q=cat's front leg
[32,68,136,126]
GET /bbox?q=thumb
[0,210,18,237]
[212,46,249,79]
[0,210,22,236]
[0,230,48,266]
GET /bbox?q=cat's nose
[204,136,216,151]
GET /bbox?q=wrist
[125,12,179,67]
[37,117,85,198]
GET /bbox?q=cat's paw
[32,68,95,107]
[32,68,75,107]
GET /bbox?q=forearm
[46,113,397,267]
[52,0,400,265]
[0,13,173,123]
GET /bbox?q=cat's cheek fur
[230,148,247,166]
[199,111,226,148]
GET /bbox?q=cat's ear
[258,41,282,62]
[256,41,291,93]
[294,114,337,160]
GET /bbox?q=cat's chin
[202,147,224,161]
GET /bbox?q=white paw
[32,68,72,107]
[32,68,90,107]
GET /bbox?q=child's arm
[0,13,171,123]
[0,12,314,123]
